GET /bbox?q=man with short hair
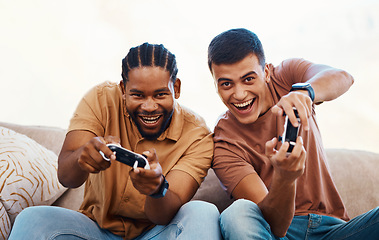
[208,28,379,239]
[9,42,221,240]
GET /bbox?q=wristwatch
[290,82,315,102]
[149,175,169,198]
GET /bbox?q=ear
[173,78,181,99]
[120,80,126,99]
[264,64,270,83]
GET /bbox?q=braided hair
[121,43,178,86]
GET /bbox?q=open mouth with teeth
[232,98,255,112]
[139,115,162,125]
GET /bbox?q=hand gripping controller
[100,144,150,169]
[278,108,300,153]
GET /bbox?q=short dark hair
[121,42,178,85]
[207,28,266,71]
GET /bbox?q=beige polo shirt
[68,81,213,239]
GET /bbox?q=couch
[1,121,379,237]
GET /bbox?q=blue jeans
[220,199,379,240]
[8,200,221,240]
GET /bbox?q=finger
[77,158,100,173]
[295,107,308,131]
[290,136,304,160]
[294,100,312,131]
[271,105,283,117]
[90,138,113,167]
[89,148,111,170]
[129,167,161,193]
[143,148,159,165]
[277,141,290,158]
[285,107,299,128]
[265,137,277,158]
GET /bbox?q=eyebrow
[129,89,143,93]
[129,87,170,93]
[241,71,257,79]
[217,71,257,82]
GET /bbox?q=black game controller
[100,144,150,169]
[279,108,300,153]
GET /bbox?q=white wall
[1,0,378,153]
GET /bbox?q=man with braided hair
[9,43,221,239]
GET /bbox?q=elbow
[338,69,354,89]
[273,229,288,238]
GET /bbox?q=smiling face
[124,66,180,140]
[211,54,273,125]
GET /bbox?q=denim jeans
[8,200,221,240]
[220,199,379,240]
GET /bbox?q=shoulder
[91,81,121,96]
[270,58,313,78]
[267,58,315,92]
[213,111,240,140]
[177,104,210,133]
[82,81,122,104]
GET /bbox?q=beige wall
[1,0,378,153]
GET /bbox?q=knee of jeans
[13,206,53,227]
[223,199,259,214]
[220,199,263,225]
[182,200,220,219]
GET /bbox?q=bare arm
[57,130,115,188]
[304,63,354,104]
[145,170,199,225]
[273,63,354,130]
[129,149,199,225]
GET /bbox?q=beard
[127,108,174,140]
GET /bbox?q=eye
[220,82,231,87]
[244,77,255,82]
[155,92,169,98]
[130,93,143,98]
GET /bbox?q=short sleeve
[271,58,314,90]
[171,131,214,185]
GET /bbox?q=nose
[141,98,158,111]
[233,84,247,100]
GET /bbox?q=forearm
[258,175,297,237]
[306,66,354,104]
[144,170,198,225]
[144,189,183,225]
[58,147,89,188]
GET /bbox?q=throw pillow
[0,202,11,240]
[0,127,66,238]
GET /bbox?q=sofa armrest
[327,148,379,218]
[0,121,66,155]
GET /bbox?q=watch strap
[149,174,169,198]
[290,83,315,102]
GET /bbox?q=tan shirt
[68,81,213,239]
[213,58,349,221]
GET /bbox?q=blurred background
[1,0,378,153]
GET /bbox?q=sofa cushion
[192,168,234,213]
[0,127,67,237]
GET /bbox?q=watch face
[292,82,310,88]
